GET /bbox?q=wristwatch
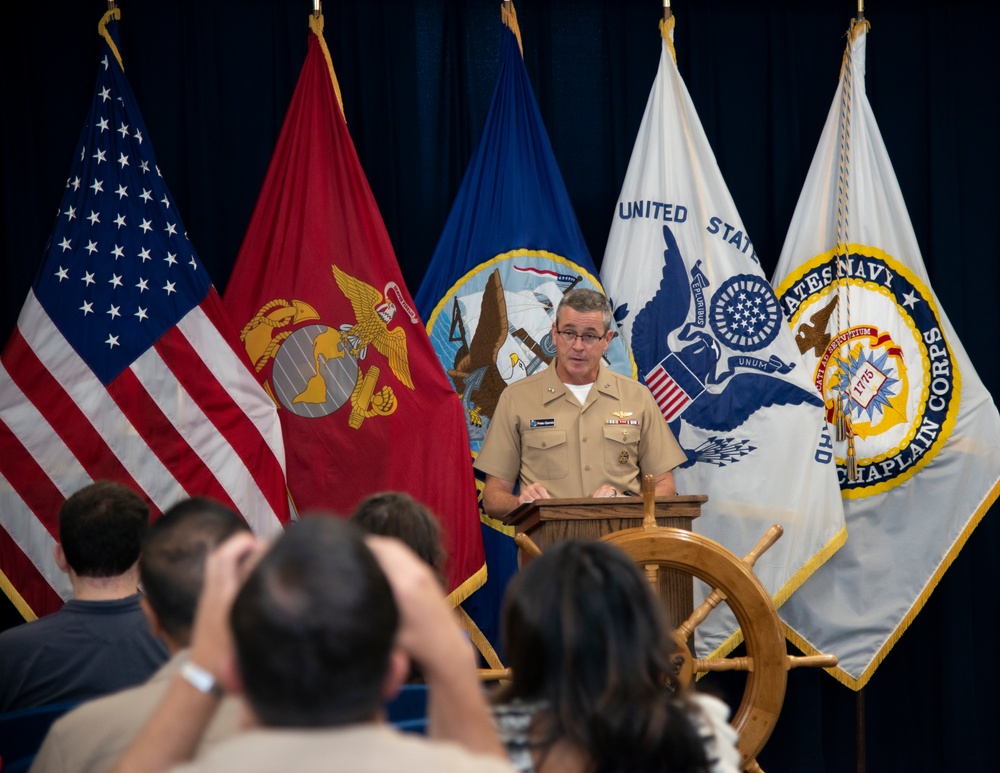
[180,660,225,698]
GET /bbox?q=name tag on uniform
[529,418,555,428]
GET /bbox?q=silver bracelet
[180,660,224,698]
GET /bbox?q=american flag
[0,16,289,620]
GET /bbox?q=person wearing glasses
[475,288,685,517]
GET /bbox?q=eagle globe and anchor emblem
[239,264,417,428]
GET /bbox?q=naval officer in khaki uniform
[475,289,686,517]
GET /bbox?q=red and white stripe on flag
[0,290,288,619]
[645,363,693,422]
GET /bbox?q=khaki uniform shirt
[167,724,517,773]
[30,650,242,773]
[475,361,685,497]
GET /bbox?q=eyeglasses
[555,329,606,346]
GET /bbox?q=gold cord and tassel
[833,18,868,482]
[834,394,847,442]
[846,423,858,482]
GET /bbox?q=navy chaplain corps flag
[415,3,633,665]
[0,9,289,619]
[773,18,1000,689]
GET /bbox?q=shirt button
[541,442,547,448]
[582,437,587,443]
[584,465,591,471]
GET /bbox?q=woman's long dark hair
[497,540,711,773]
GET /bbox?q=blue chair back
[385,683,428,735]
[0,701,79,773]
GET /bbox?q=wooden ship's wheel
[514,477,837,773]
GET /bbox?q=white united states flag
[0,14,289,619]
[600,16,846,661]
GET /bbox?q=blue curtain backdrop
[4,2,999,771]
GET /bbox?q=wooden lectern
[501,494,706,630]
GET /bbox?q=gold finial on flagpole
[664,0,672,22]
[857,0,865,21]
[314,0,321,18]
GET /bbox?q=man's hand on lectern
[518,482,552,504]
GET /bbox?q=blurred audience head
[140,497,249,646]
[231,516,398,728]
[499,539,709,773]
[352,491,445,582]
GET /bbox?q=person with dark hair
[230,516,402,730]
[111,517,515,773]
[30,498,249,773]
[351,491,446,582]
[475,288,686,517]
[0,480,168,712]
[492,539,740,773]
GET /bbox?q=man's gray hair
[556,288,613,333]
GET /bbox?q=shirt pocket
[602,424,642,476]
[522,429,569,481]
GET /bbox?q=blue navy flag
[0,10,288,619]
[601,17,846,661]
[415,4,632,665]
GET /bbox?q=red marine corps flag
[223,13,484,598]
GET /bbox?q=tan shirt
[475,361,685,497]
[30,651,243,773]
[167,724,517,773]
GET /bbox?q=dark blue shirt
[0,594,168,712]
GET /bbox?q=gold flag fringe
[309,13,346,122]
[0,569,39,622]
[784,474,1000,691]
[446,560,487,609]
[659,15,677,66]
[97,8,124,72]
[502,1,524,58]
[839,17,871,78]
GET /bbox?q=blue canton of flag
[39,52,210,383]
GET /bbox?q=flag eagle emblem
[238,265,416,428]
